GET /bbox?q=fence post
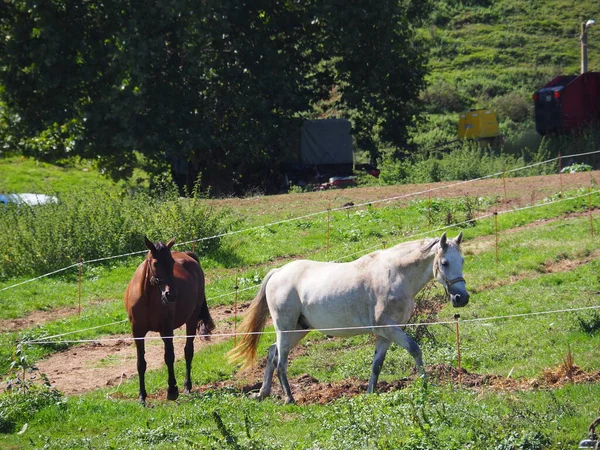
[327,201,331,260]
[494,211,499,264]
[558,152,563,197]
[502,167,508,208]
[78,256,83,316]
[428,185,432,229]
[454,313,462,383]
[234,277,239,346]
[589,186,595,237]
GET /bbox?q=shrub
[0,182,231,278]
[492,91,533,123]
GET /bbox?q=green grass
[2,155,600,447]
[0,155,150,197]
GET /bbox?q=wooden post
[558,152,563,197]
[234,278,239,346]
[327,202,331,260]
[454,314,462,383]
[494,211,499,264]
[428,185,432,229]
[589,186,595,237]
[502,168,508,208]
[78,256,83,316]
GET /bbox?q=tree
[0,0,430,194]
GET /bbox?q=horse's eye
[441,258,448,266]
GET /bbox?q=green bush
[0,182,231,278]
[0,385,64,434]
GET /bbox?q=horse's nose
[451,292,469,307]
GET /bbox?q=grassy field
[1,156,600,448]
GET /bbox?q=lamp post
[581,19,596,74]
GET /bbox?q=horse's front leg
[367,337,390,393]
[134,333,148,405]
[183,321,197,394]
[160,329,179,401]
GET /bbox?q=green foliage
[379,141,553,185]
[1,342,64,434]
[0,0,431,195]
[0,181,230,278]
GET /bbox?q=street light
[581,19,596,74]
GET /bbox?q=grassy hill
[415,0,600,149]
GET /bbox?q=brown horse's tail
[198,294,216,340]
[227,269,277,371]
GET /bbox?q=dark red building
[533,71,600,135]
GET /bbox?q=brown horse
[124,237,215,404]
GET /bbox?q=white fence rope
[12,185,600,347]
[4,150,598,294]
[3,151,600,349]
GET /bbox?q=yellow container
[458,109,500,139]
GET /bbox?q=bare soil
[3,171,600,402]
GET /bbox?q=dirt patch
[209,171,600,217]
[0,307,79,333]
[29,304,248,396]
[158,363,600,406]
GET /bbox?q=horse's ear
[455,231,463,246]
[167,238,176,249]
[439,232,448,249]
[144,236,156,253]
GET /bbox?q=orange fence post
[502,168,508,208]
[327,202,331,260]
[455,314,462,383]
[78,256,83,316]
[234,277,239,346]
[558,152,563,196]
[589,186,595,237]
[494,211,499,264]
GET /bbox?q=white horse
[227,232,469,404]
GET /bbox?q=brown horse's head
[145,237,177,305]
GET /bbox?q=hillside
[415,0,600,148]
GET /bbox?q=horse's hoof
[248,392,265,401]
[167,387,179,401]
[284,398,296,405]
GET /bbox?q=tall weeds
[0,183,229,278]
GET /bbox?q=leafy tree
[0,0,430,194]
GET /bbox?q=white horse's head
[433,232,469,307]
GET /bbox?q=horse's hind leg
[251,343,278,400]
[380,326,425,378]
[275,329,308,404]
[183,320,197,394]
[367,337,390,393]
[160,328,179,401]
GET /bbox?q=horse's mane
[420,237,440,254]
[184,251,199,263]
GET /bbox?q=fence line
[4,151,597,294]
[4,186,600,343]
[22,304,600,346]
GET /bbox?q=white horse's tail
[227,269,277,371]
